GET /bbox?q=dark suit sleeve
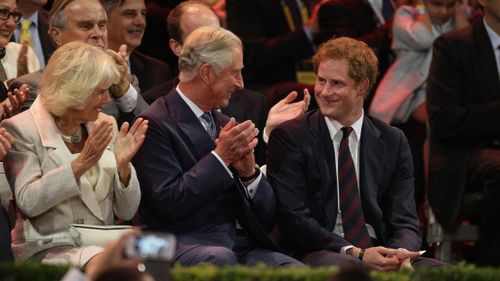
[382,129,421,251]
[133,118,235,222]
[267,125,350,253]
[0,205,12,262]
[427,35,500,141]
[132,94,149,116]
[38,10,56,64]
[118,92,149,125]
[0,82,7,103]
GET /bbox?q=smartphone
[125,232,176,261]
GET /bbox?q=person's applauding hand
[265,89,310,139]
[72,121,114,181]
[0,84,30,120]
[114,118,149,185]
[233,151,258,180]
[107,44,130,98]
[215,118,258,166]
[0,128,14,160]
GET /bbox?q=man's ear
[48,27,63,47]
[169,39,182,57]
[356,78,370,97]
[198,63,214,85]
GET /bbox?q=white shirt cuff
[341,245,354,255]
[211,150,233,178]
[114,83,138,113]
[241,172,262,199]
[263,126,270,144]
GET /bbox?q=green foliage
[170,264,338,281]
[2,262,500,281]
[0,262,70,281]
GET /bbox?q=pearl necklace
[60,126,82,144]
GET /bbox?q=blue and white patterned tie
[200,112,217,141]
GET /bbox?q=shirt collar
[19,11,39,27]
[484,18,500,51]
[324,110,364,142]
[176,85,205,119]
[365,0,385,25]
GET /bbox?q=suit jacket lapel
[78,119,112,221]
[310,111,338,227]
[167,90,215,159]
[475,21,500,100]
[38,10,55,63]
[129,51,146,81]
[359,117,384,218]
[30,98,73,166]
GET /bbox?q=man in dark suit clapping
[133,25,302,267]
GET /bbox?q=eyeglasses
[0,8,22,23]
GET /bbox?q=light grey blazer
[0,97,141,264]
[369,5,454,124]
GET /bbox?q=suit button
[76,219,85,224]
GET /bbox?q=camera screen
[132,233,175,260]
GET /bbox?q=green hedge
[2,262,500,281]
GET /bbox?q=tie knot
[21,19,32,29]
[201,112,213,123]
[200,112,217,141]
[341,127,353,140]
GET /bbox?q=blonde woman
[1,41,147,270]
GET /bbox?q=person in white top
[0,0,40,81]
[0,41,147,270]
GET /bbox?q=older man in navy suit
[133,25,302,267]
[267,37,443,270]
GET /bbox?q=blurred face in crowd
[107,0,146,53]
[314,59,366,126]
[180,5,220,43]
[18,0,48,9]
[170,4,219,56]
[206,47,244,110]
[0,0,19,47]
[423,0,459,24]
[50,0,108,49]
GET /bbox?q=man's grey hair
[49,0,108,29]
[178,26,242,82]
[101,0,125,13]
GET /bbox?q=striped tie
[338,127,372,248]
